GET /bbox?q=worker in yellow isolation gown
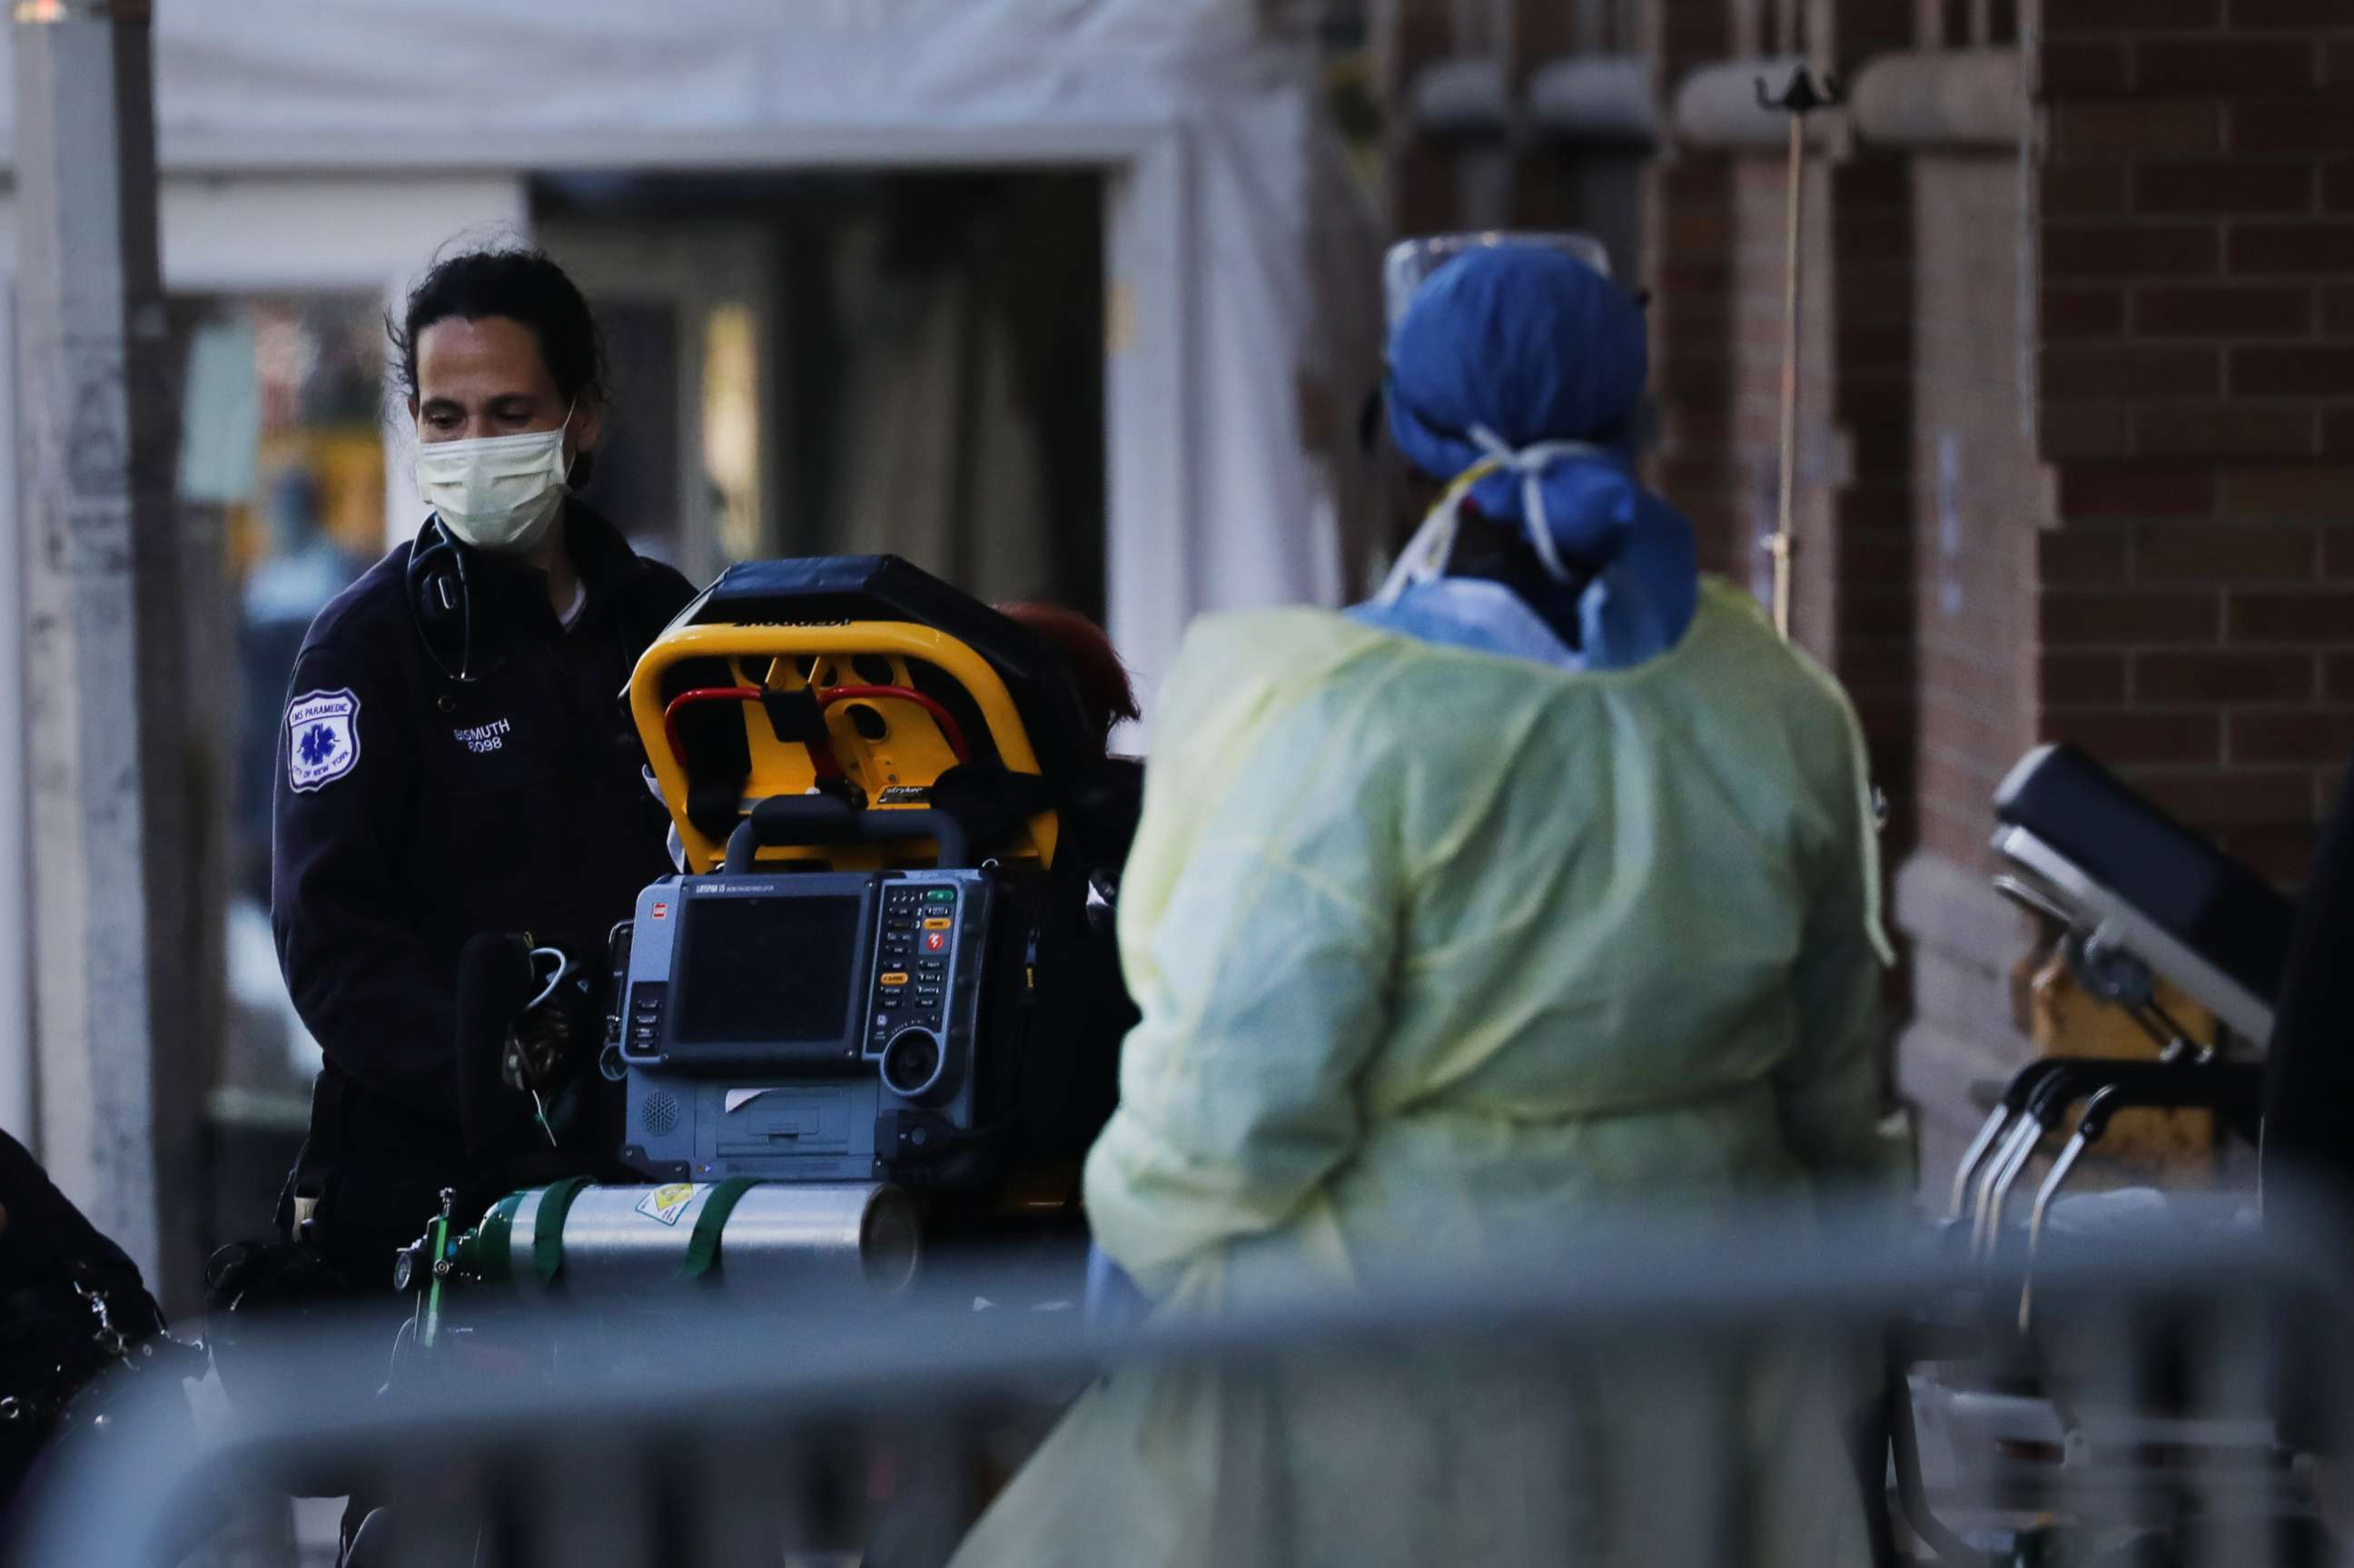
[953,242,1902,1568]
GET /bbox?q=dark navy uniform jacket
[271,503,695,1271]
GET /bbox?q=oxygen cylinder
[466,1182,920,1300]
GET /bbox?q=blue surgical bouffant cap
[1381,246,1697,666]
[1388,245,1647,462]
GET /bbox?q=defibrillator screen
[670,893,864,1050]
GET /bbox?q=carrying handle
[722,795,973,875]
[628,620,1054,875]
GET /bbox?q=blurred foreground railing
[8,1199,2349,1568]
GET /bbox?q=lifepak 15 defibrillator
[616,864,1018,1185]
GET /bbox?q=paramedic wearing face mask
[952,245,1899,1568]
[270,247,695,1291]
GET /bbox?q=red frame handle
[661,686,763,772]
[818,685,973,763]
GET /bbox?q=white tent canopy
[0,0,1384,712]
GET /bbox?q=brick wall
[1914,158,2041,873]
[1826,157,1922,853]
[1718,154,1822,590]
[2034,0,2354,882]
[1375,0,1473,234]
[1638,2,1741,575]
[1645,158,1744,571]
[1896,0,2354,1171]
[1895,154,2046,1169]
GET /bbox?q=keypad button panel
[870,879,964,1053]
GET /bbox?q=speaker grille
[640,1091,679,1138]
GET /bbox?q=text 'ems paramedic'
[272,247,696,1290]
[954,243,1901,1568]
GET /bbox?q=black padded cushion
[1993,743,2294,1008]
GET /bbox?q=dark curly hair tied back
[390,244,609,487]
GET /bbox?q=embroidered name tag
[286,689,361,792]
[453,718,512,754]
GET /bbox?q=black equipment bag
[0,1129,191,1514]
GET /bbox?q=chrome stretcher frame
[1898,744,2306,1561]
[1945,744,2292,1253]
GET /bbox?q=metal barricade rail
[8,1201,2348,1567]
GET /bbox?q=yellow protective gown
[952,577,1896,1568]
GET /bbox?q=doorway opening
[534,170,1107,620]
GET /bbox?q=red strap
[819,685,974,764]
[660,687,763,775]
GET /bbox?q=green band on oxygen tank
[470,1191,528,1288]
[678,1178,762,1282]
[531,1177,595,1287]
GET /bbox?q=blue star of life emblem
[285,689,361,793]
[298,724,340,770]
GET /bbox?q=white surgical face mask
[414,405,575,555]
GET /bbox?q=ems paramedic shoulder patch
[286,689,361,793]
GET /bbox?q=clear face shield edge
[1381,232,1615,333]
